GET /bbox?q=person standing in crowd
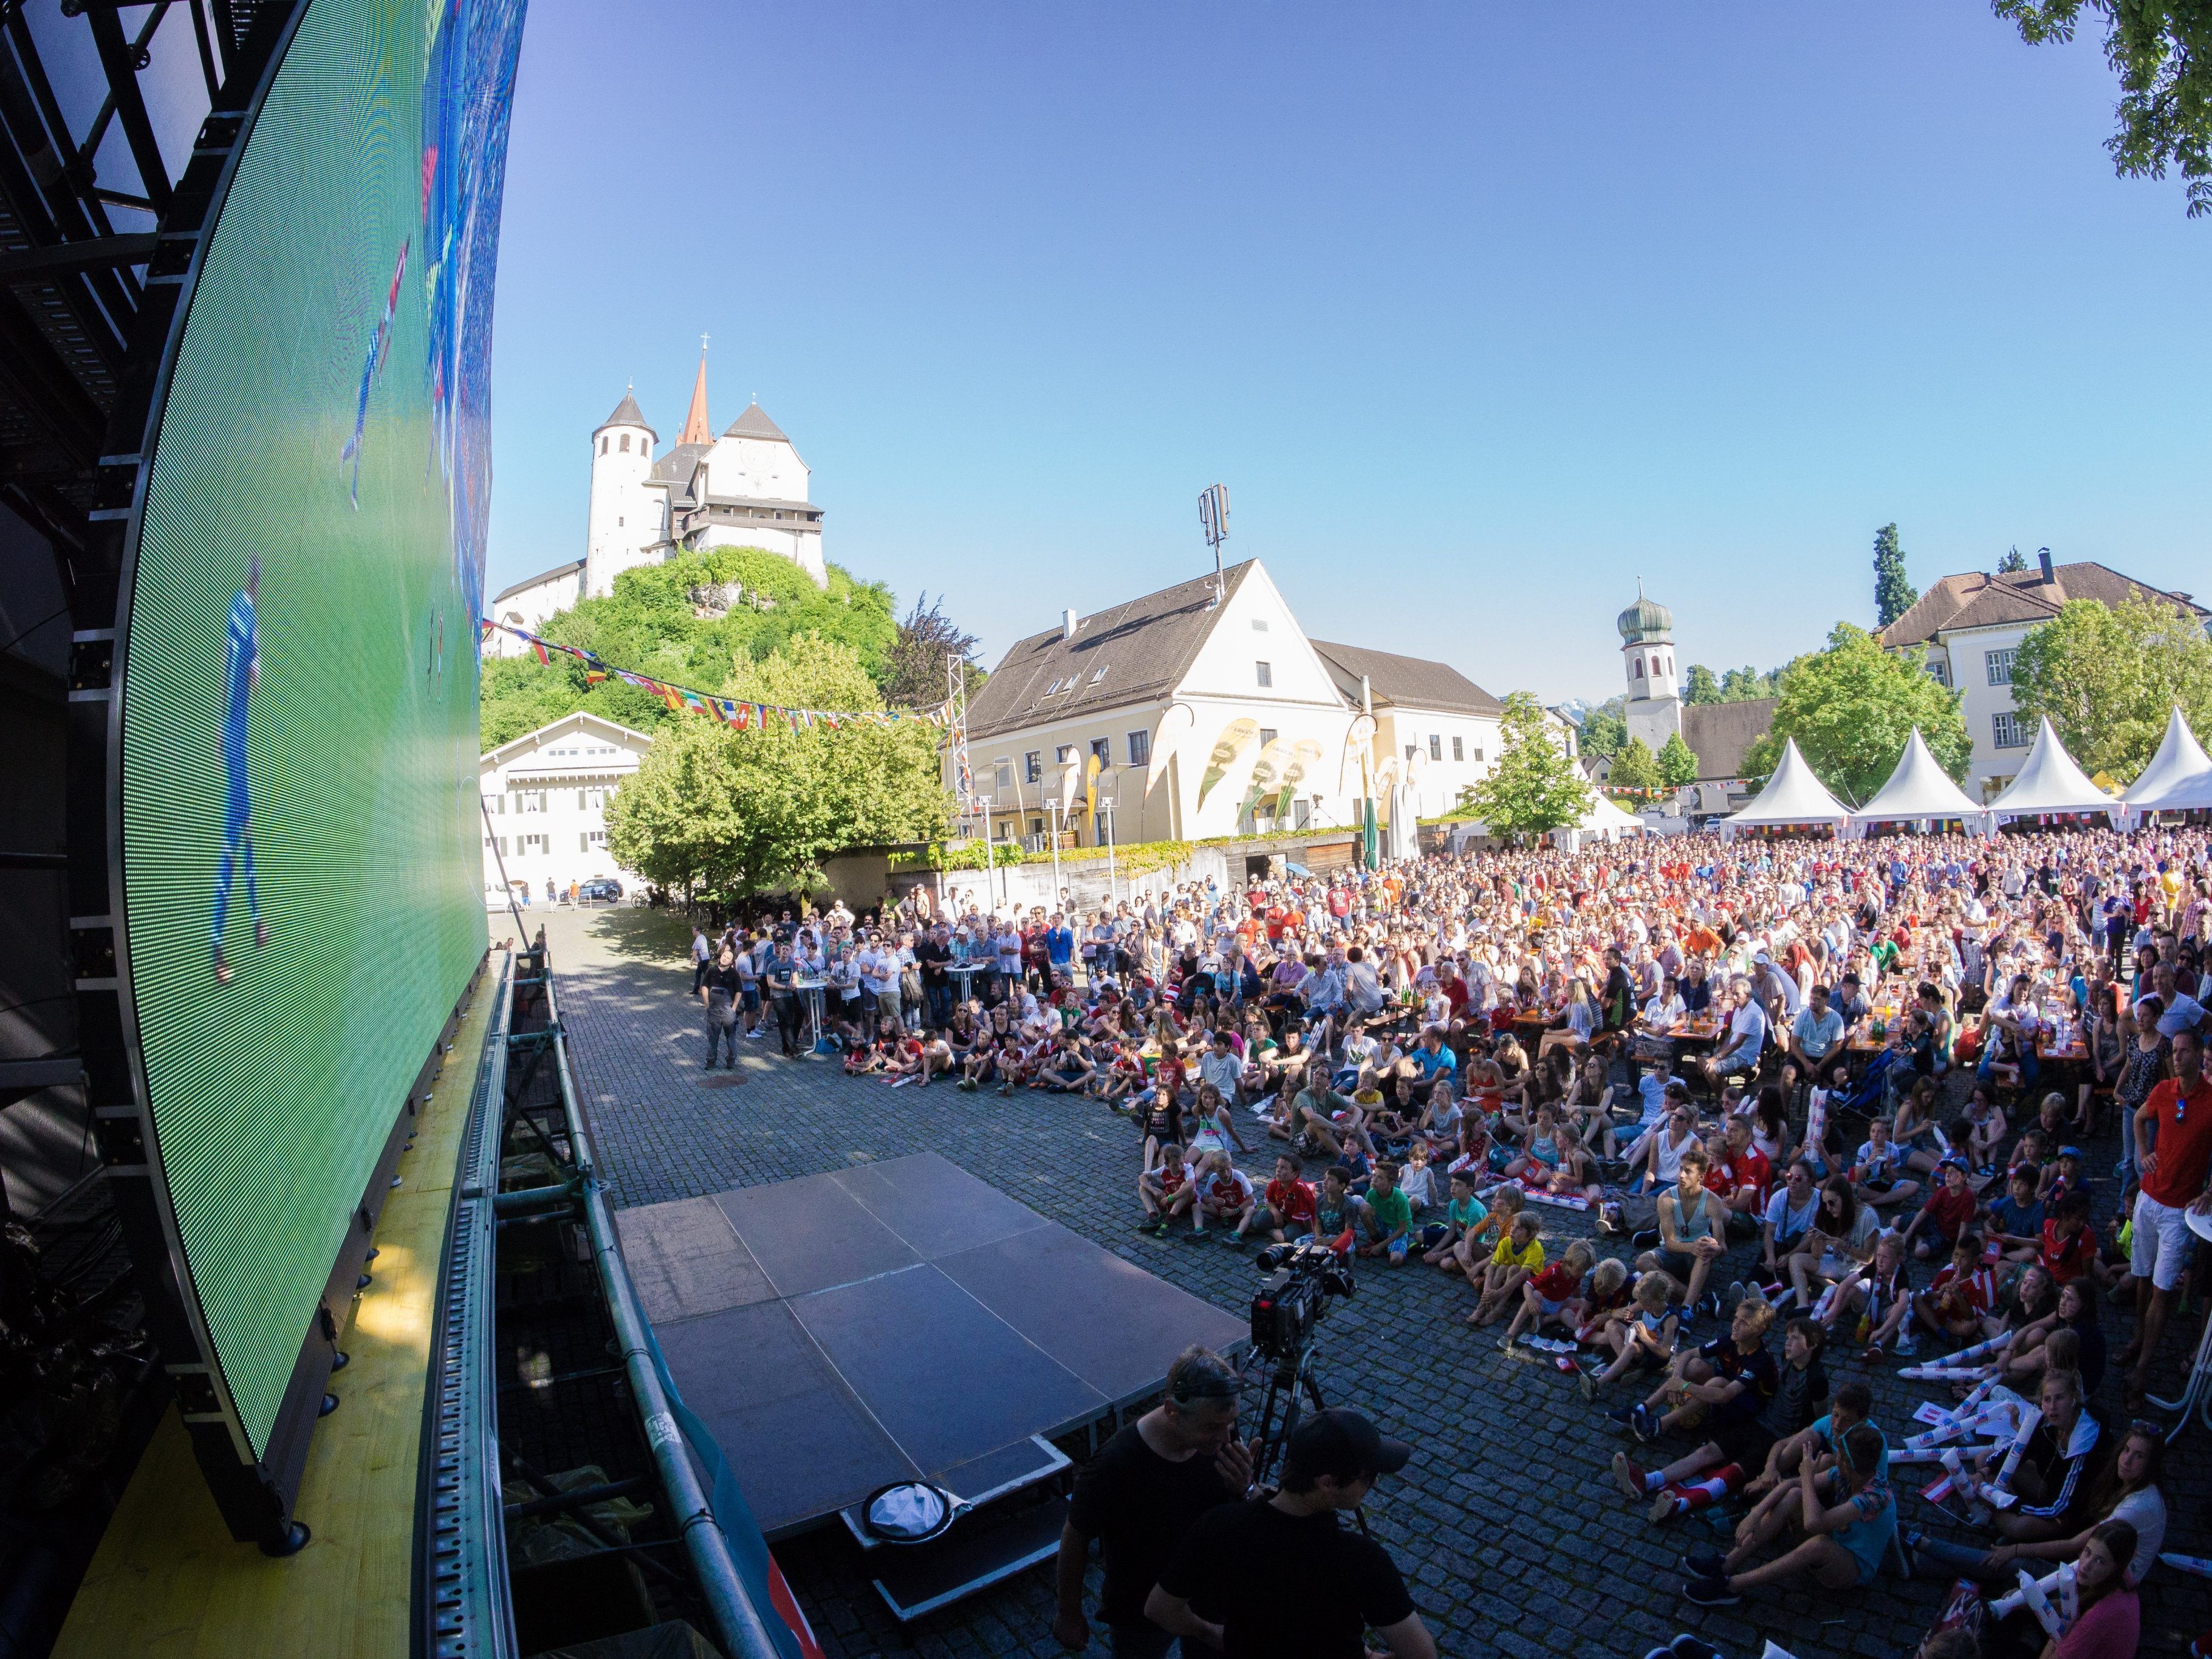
[690,923,712,994]
[764,939,803,1059]
[1052,1347,1252,1657]
[697,943,742,1070]
[2121,1025,2211,1411]
[1146,1408,1434,1659]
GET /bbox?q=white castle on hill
[488,354,826,655]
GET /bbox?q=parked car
[578,878,625,903]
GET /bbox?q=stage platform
[52,959,499,1659]
[615,1153,1247,1538]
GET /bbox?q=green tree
[1578,699,1628,758]
[1683,663,1724,705]
[1873,522,1918,627]
[1608,736,1660,799]
[1741,623,1972,804]
[2008,593,2212,779]
[1997,545,2029,574]
[1996,1,2212,217]
[1459,691,1593,839]
[1658,731,1700,788]
[604,632,948,898]
[482,546,903,745]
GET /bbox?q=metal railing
[529,954,792,1659]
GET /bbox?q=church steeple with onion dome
[1620,581,1682,749]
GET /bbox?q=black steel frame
[29,0,474,1551]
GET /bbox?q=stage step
[860,1495,1067,1624]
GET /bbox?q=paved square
[537,906,2210,1659]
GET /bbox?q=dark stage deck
[615,1152,1247,1537]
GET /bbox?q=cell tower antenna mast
[1198,484,1230,607]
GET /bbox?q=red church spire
[677,339,711,445]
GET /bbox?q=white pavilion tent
[1548,790,1643,851]
[2123,707,2212,825]
[1986,717,2120,827]
[1717,739,1851,841]
[1846,729,1991,838]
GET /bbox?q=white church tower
[584,388,659,599]
[1619,587,1682,751]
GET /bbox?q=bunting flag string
[481,617,954,733]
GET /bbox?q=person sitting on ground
[1501,1101,1588,1197]
[1236,1153,1317,1247]
[1573,1257,1633,1347]
[1625,1088,1704,1197]
[1501,1238,1597,1349]
[1637,1147,1730,1321]
[1039,1030,1097,1093]
[1615,1305,1830,1526]
[1739,1375,1874,1507]
[1137,1144,1196,1236]
[1309,1163,1361,1252]
[1614,1291,1780,1450]
[1355,1160,1417,1265]
[1982,1367,2104,1544]
[1911,1231,1998,1347]
[1190,1151,1256,1246]
[1908,1423,2164,1593]
[1986,1165,2048,1265]
[1584,1268,1681,1397]
[1292,1076,1368,1161]
[1677,1420,1895,1607]
[1850,1114,1921,1212]
[1758,1159,1823,1295]
[1787,1175,1881,1313]
[1468,1210,1544,1326]
[1820,1228,1913,1358]
[1711,1115,1773,1237]
[1185,1081,1252,1158]
[1901,1157,1980,1262]
[2039,1188,2100,1289]
[1999,1280,2106,1395]
[1418,1169,1487,1269]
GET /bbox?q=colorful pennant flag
[479,617,954,734]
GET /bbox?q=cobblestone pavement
[537,907,2211,1659]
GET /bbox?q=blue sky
[484,2,2210,703]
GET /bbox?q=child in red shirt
[1902,1160,1979,1261]
[2038,1189,2099,1285]
[1912,1231,1998,1341]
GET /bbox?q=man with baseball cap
[1146,1408,1434,1658]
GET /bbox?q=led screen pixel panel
[120,0,524,1457]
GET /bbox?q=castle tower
[584,388,658,599]
[1618,587,1682,751]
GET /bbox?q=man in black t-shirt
[1054,1347,1250,1657]
[912,924,953,1029]
[1148,1408,1433,1659]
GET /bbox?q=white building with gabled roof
[955,560,1508,847]
[479,712,653,902]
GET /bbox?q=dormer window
[1089,666,1108,685]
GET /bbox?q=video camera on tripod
[1248,1239,1354,1362]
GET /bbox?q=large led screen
[120,0,524,1456]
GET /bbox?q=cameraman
[1054,1347,1253,1656]
[1146,1408,1435,1658]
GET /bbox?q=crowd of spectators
[697,824,2211,1657]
